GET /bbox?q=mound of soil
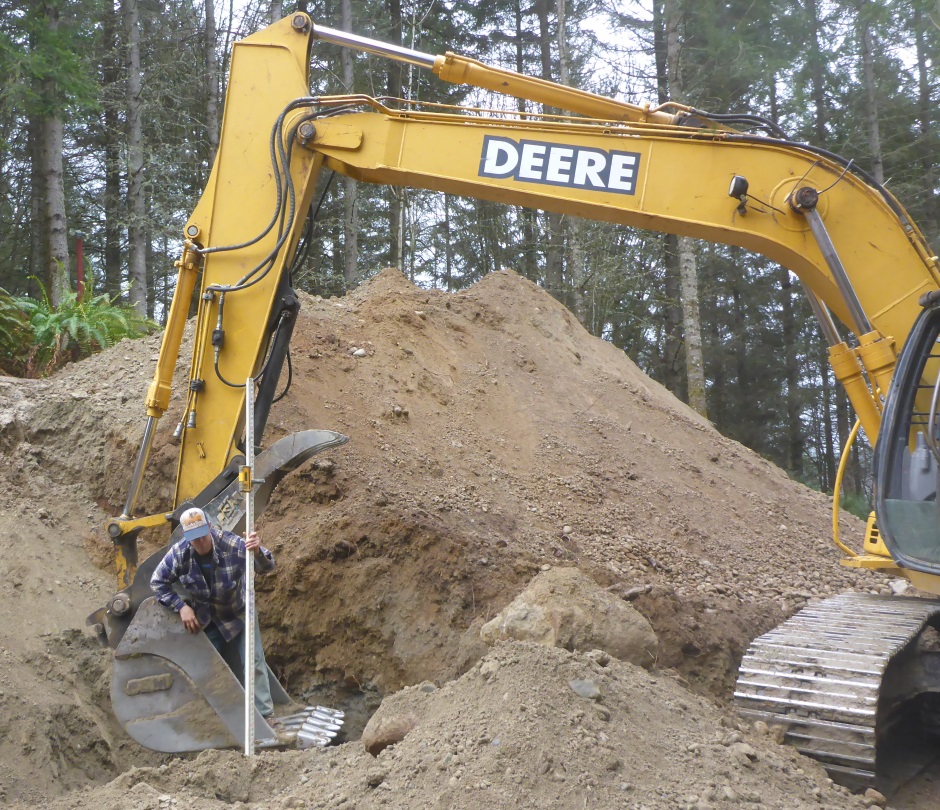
[0,268,935,808]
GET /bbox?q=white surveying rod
[243,377,256,756]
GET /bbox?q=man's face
[190,532,213,555]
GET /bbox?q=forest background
[1,0,938,511]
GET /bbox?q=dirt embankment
[0,268,934,809]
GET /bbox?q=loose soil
[0,268,937,809]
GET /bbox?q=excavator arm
[296,23,940,589]
[92,14,940,777]
[88,16,349,752]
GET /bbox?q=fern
[2,283,156,378]
[0,289,30,375]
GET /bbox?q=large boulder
[480,567,658,668]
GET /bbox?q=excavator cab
[876,295,940,574]
[868,295,940,784]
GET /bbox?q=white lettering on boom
[573,150,607,188]
[478,136,640,196]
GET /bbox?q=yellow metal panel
[173,17,321,505]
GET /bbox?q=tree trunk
[652,2,682,395]
[664,0,707,417]
[858,9,883,184]
[534,0,565,301]
[777,266,804,477]
[514,0,538,283]
[41,1,70,307]
[270,1,283,23]
[102,2,123,297]
[341,0,359,288]
[205,0,220,165]
[806,0,837,486]
[820,347,836,492]
[661,234,683,395]
[652,0,668,104]
[555,0,586,320]
[679,238,707,416]
[28,114,49,294]
[805,0,827,144]
[443,195,453,290]
[385,0,404,269]
[914,6,937,243]
[835,389,860,496]
[123,0,147,315]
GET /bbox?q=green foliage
[2,283,156,378]
[0,288,30,375]
[0,1,99,116]
[839,492,873,522]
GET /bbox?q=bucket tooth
[273,705,345,748]
[297,729,334,748]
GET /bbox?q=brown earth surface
[0,268,938,808]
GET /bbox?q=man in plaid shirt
[150,506,277,721]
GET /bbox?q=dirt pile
[0,268,935,808]
[28,643,881,810]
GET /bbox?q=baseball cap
[180,507,211,542]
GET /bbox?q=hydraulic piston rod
[311,23,435,68]
[309,20,681,126]
[789,186,873,337]
[121,415,157,521]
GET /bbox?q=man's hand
[179,604,201,633]
[246,531,262,553]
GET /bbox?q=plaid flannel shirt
[150,526,275,642]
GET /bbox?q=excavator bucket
[112,598,345,751]
[112,597,280,751]
[92,430,349,752]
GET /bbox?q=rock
[728,742,758,768]
[479,567,659,668]
[863,787,888,807]
[889,579,910,595]
[456,618,489,672]
[362,712,419,756]
[569,678,601,700]
[585,649,611,667]
[480,660,500,681]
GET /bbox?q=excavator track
[734,592,940,789]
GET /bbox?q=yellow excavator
[88,13,940,786]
